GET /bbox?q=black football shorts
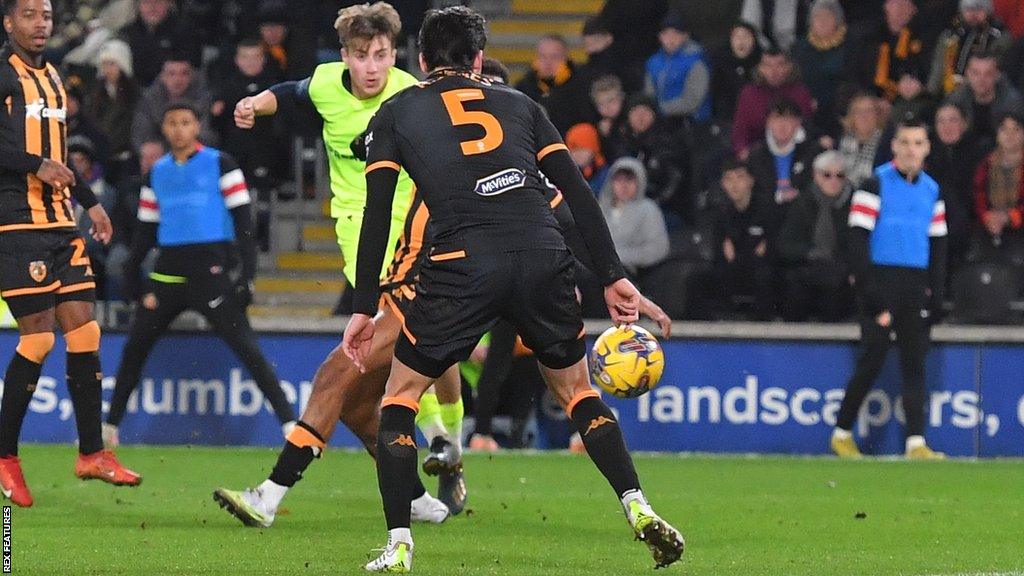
[394,247,584,378]
[0,228,96,318]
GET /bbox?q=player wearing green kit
[214,3,465,528]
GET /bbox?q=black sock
[67,352,104,455]
[569,396,641,498]
[268,421,323,487]
[0,353,42,457]
[376,404,418,530]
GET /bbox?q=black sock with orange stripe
[569,395,640,498]
[269,421,324,487]
[377,403,418,530]
[67,351,104,455]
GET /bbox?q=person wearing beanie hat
[927,0,1012,95]
[576,16,643,94]
[87,39,140,178]
[566,123,609,189]
[644,10,712,125]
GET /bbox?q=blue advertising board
[1,330,1021,456]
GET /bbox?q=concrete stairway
[484,0,602,84]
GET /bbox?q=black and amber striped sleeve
[0,66,44,174]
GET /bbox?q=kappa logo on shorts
[474,168,526,197]
[28,261,46,283]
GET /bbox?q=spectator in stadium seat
[598,0,668,66]
[619,96,693,223]
[86,39,140,183]
[514,34,590,134]
[257,1,297,78]
[590,75,628,162]
[566,123,608,191]
[711,22,761,125]
[891,69,938,125]
[741,0,815,51]
[778,150,854,321]
[948,52,1024,147]
[124,0,193,88]
[792,0,849,137]
[731,48,814,157]
[746,99,822,227]
[68,137,117,299]
[598,158,671,275]
[846,0,932,102]
[107,140,166,302]
[927,0,1013,96]
[576,17,642,95]
[644,11,712,126]
[211,38,285,196]
[972,112,1024,258]
[131,55,217,151]
[1002,35,1024,96]
[65,85,111,170]
[705,158,777,319]
[927,101,983,272]
[838,92,889,188]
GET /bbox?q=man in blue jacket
[644,11,712,126]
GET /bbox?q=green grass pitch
[6,445,1024,575]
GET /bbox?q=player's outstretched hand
[234,97,257,129]
[87,204,113,245]
[639,295,672,338]
[342,313,376,373]
[36,158,75,190]
[604,278,640,326]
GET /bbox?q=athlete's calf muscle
[299,307,403,446]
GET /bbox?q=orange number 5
[440,89,504,156]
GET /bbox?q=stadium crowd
[9,0,1024,323]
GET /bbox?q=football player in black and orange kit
[0,0,140,508]
[343,7,684,572]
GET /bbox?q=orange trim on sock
[286,425,326,450]
[365,160,401,174]
[15,332,55,363]
[381,396,420,413]
[566,389,600,418]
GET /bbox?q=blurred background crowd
[8,0,1024,325]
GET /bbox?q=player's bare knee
[64,320,101,353]
[15,331,56,364]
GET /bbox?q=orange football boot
[74,450,142,486]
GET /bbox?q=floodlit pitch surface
[7,446,1023,575]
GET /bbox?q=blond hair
[335,2,402,50]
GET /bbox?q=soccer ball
[589,325,665,398]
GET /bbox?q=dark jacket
[515,61,592,135]
[124,14,195,88]
[777,185,852,266]
[845,17,933,102]
[714,195,774,265]
[86,76,140,161]
[926,134,984,253]
[710,45,761,123]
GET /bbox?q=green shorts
[335,209,408,287]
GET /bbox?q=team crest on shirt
[474,168,526,197]
[29,261,46,283]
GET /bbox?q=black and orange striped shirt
[0,44,94,233]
